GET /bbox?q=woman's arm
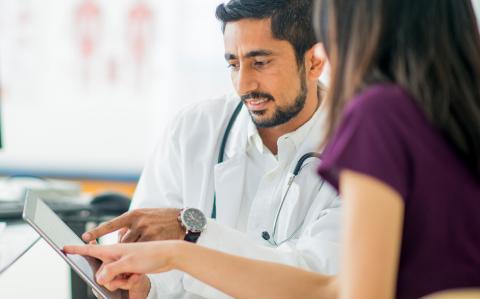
[173,242,337,299]
[65,240,337,299]
[339,170,405,299]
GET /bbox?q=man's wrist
[177,208,207,243]
[174,209,186,240]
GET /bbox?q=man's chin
[251,114,280,128]
[250,109,267,117]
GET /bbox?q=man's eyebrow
[224,53,237,61]
[245,50,273,58]
[224,50,274,61]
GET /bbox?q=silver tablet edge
[22,197,111,299]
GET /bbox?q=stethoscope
[212,101,323,246]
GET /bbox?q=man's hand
[82,208,185,243]
[127,275,151,299]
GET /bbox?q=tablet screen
[23,192,124,299]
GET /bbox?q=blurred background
[0,0,233,180]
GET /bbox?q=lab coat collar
[244,99,327,159]
[283,103,324,152]
[247,118,265,155]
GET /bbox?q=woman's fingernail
[82,233,90,241]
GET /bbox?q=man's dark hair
[216,0,316,66]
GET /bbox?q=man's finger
[118,228,128,243]
[104,275,138,291]
[63,245,110,261]
[83,213,133,242]
[120,229,141,243]
[97,258,133,284]
[123,273,142,290]
[103,280,121,292]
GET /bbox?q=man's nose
[234,66,259,95]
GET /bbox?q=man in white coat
[82,0,341,298]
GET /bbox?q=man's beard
[241,69,308,128]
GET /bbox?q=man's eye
[227,63,239,70]
[254,60,270,67]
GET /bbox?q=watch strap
[184,231,201,243]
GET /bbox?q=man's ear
[305,43,327,80]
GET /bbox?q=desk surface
[0,236,71,299]
[0,221,40,275]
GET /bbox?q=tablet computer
[22,191,125,299]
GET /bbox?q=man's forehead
[223,18,290,58]
[224,18,272,34]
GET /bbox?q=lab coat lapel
[214,155,246,227]
[213,106,249,227]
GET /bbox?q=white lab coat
[131,94,342,299]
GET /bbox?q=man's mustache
[241,92,275,102]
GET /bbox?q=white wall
[0,0,232,178]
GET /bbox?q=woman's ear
[305,43,328,80]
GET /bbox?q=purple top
[318,84,480,299]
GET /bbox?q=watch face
[182,208,207,232]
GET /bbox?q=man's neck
[259,89,320,155]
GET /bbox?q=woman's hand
[63,240,182,290]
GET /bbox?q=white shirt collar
[246,104,323,156]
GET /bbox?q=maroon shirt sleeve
[318,85,414,199]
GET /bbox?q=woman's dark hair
[216,0,317,66]
[314,0,480,175]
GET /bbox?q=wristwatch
[178,207,207,243]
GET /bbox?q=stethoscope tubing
[269,153,322,246]
[214,101,323,247]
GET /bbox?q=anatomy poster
[0,0,231,176]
